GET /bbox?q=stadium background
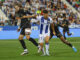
[0,25,80,39]
[0,0,80,40]
[0,0,80,60]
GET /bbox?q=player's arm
[51,23,56,35]
[30,20,40,24]
[21,14,37,19]
[17,21,21,32]
[31,15,41,24]
[50,18,56,35]
[15,15,21,32]
[15,15,35,19]
[16,17,21,20]
[17,27,21,32]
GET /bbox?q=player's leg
[25,28,38,47]
[59,36,77,52]
[67,32,72,36]
[49,28,54,40]
[19,35,26,49]
[45,36,50,56]
[26,35,38,47]
[49,32,54,40]
[63,30,66,40]
[67,29,72,36]
[18,28,28,55]
[38,35,45,55]
[18,34,28,55]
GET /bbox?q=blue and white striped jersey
[37,16,53,34]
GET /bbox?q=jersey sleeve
[36,16,42,21]
[49,17,53,23]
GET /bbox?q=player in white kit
[36,10,55,56]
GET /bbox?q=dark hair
[15,3,22,8]
[43,10,48,14]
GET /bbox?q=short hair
[43,10,48,14]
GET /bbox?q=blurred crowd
[67,0,80,13]
[0,0,80,26]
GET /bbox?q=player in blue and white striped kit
[36,10,55,56]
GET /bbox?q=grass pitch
[0,37,80,60]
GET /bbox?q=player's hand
[53,32,56,36]
[22,16,26,18]
[16,17,20,20]
[62,24,65,26]
[17,28,20,32]
[32,14,37,17]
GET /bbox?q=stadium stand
[0,0,80,39]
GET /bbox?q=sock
[42,47,45,55]
[45,43,49,51]
[29,38,38,46]
[67,43,73,48]
[38,46,42,53]
[63,35,66,40]
[19,40,27,50]
[72,46,75,48]
[24,49,28,52]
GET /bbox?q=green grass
[0,37,80,60]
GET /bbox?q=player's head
[15,4,22,10]
[43,10,48,19]
[15,5,20,11]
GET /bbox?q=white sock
[38,45,40,48]
[38,46,41,53]
[72,46,75,48]
[24,49,28,52]
[45,43,49,52]
[42,47,45,54]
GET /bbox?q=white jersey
[37,16,53,35]
[37,16,53,43]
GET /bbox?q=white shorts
[38,32,50,43]
[25,28,31,35]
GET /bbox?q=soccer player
[62,16,72,40]
[50,19,77,52]
[36,10,55,56]
[15,5,38,55]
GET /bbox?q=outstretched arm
[21,14,38,19]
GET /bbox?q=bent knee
[27,37,30,40]
[26,36,30,40]
[45,40,49,43]
[19,36,23,40]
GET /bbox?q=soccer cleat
[21,51,28,55]
[46,50,50,56]
[41,53,46,56]
[73,48,77,52]
[21,49,28,55]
